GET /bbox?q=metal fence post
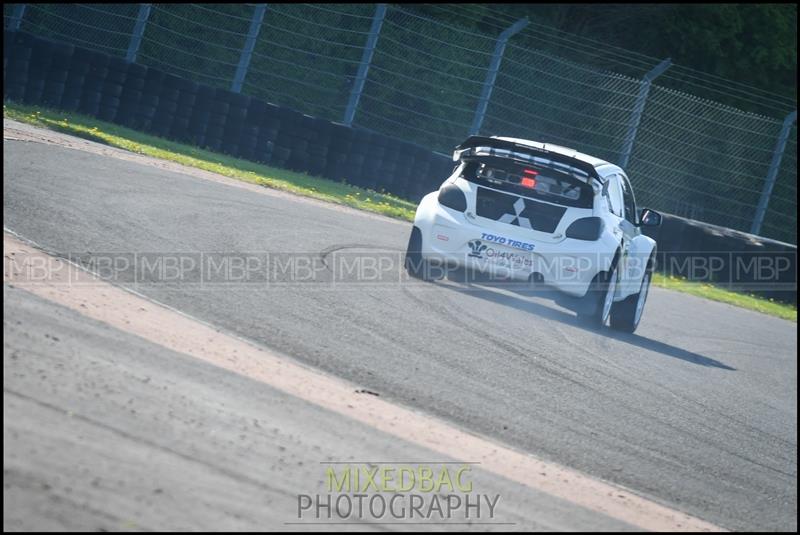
[617,58,671,169]
[231,4,267,94]
[125,4,151,63]
[342,3,386,127]
[750,110,797,236]
[468,18,528,136]
[8,4,26,31]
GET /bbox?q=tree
[407,4,797,112]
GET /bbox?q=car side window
[620,175,637,225]
[605,175,624,218]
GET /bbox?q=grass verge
[4,102,796,322]
[3,102,418,221]
[652,274,795,322]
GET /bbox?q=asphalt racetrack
[3,122,797,531]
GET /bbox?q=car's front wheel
[610,255,654,333]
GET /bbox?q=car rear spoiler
[453,136,601,184]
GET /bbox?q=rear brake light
[521,169,538,188]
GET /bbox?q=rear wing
[453,136,600,184]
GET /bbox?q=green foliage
[434,3,797,111]
[641,4,796,101]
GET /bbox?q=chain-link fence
[6,3,797,244]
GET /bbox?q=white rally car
[405,136,662,333]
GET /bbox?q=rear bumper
[413,193,615,297]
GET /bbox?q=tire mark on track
[4,388,284,495]
[408,284,795,480]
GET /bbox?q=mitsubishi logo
[467,239,487,258]
[476,187,564,233]
[498,197,533,229]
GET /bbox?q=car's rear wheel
[577,262,618,329]
[404,226,438,281]
[610,255,655,334]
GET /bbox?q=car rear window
[461,157,594,208]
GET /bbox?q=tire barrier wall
[3,31,456,203]
[4,31,796,305]
[643,215,796,305]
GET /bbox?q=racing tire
[157,100,179,116]
[24,81,46,105]
[610,254,655,334]
[272,146,290,164]
[6,83,27,102]
[61,97,81,112]
[97,106,118,122]
[105,68,127,85]
[577,258,620,329]
[64,74,85,93]
[100,96,121,109]
[139,94,160,108]
[102,83,124,98]
[46,69,69,84]
[404,226,441,282]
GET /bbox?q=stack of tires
[25,35,57,106]
[97,56,128,122]
[325,123,354,182]
[282,114,314,173]
[77,48,109,117]
[4,32,33,102]
[307,116,332,176]
[272,107,302,170]
[391,139,417,199]
[61,44,91,112]
[342,129,372,188]
[188,84,215,147]
[248,100,280,164]
[133,67,163,132]
[219,89,249,157]
[201,88,229,152]
[40,41,73,109]
[169,77,198,143]
[428,154,456,199]
[375,139,402,194]
[150,73,181,137]
[359,132,387,191]
[117,62,146,128]
[406,147,437,202]
[236,96,261,161]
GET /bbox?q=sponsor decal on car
[479,233,535,251]
[467,239,487,258]
[485,248,533,268]
[466,239,533,268]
